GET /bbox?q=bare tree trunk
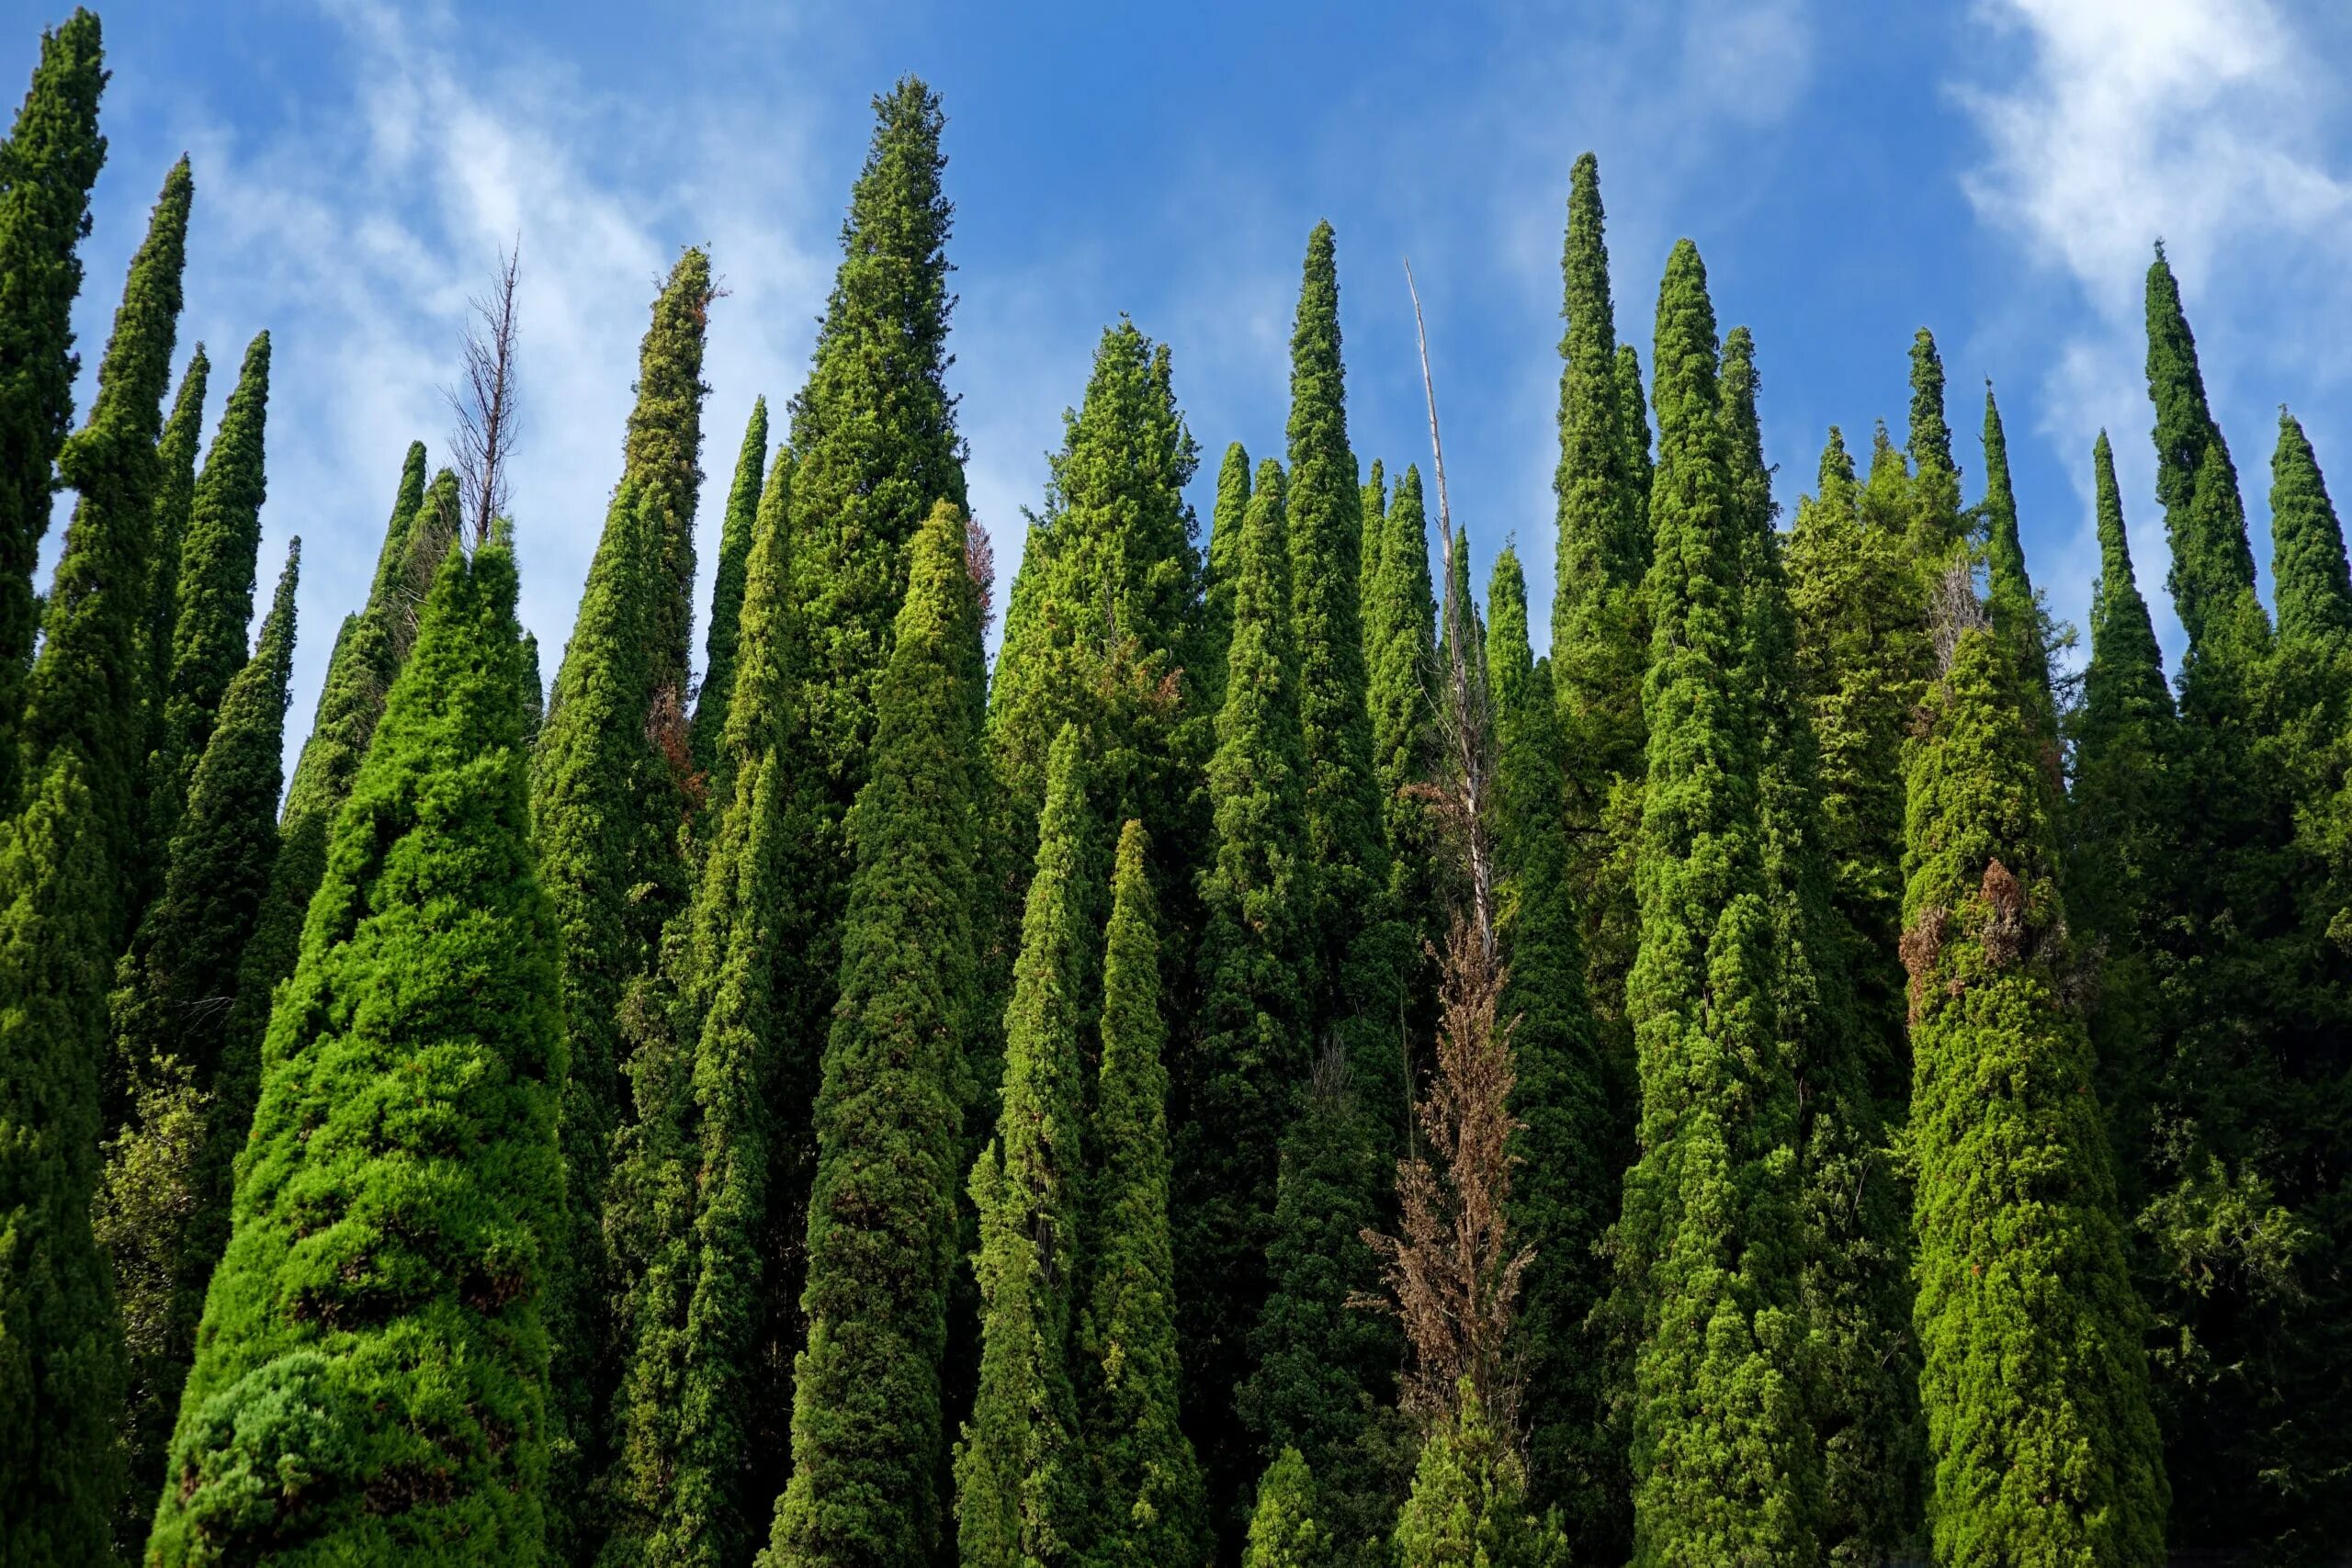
[450,243,521,547]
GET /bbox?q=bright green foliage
[1080,818,1208,1567]
[765,502,987,1568]
[0,7,105,811]
[1390,1384,1568,1568]
[1359,457,1386,649]
[0,160,191,1563]
[1979,385,2057,760]
[149,329,270,858]
[1485,544,1614,1544]
[959,725,1092,1568]
[1174,457,1308,1537]
[2147,245,2258,650]
[1905,330,1962,561]
[1616,240,1815,1567]
[148,525,563,1566]
[533,250,715,1538]
[1725,330,1919,1562]
[692,394,771,784]
[97,543,297,1526]
[1364,463,1438,992]
[1243,1450,1333,1568]
[1615,344,1654,542]
[604,442,798,1568]
[1199,441,1251,716]
[2269,409,2352,645]
[142,346,209,768]
[1904,623,2166,1568]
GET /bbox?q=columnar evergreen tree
[148,329,269,859]
[2147,247,2258,652]
[765,501,987,1568]
[1905,330,1963,562]
[1365,462,1439,996]
[1199,441,1251,716]
[0,158,189,1563]
[2270,410,2352,644]
[958,724,1091,1567]
[149,524,563,1566]
[1484,544,1613,1546]
[0,6,105,809]
[142,346,209,761]
[1904,620,2166,1567]
[605,440,797,1568]
[1615,344,1654,539]
[96,542,296,1525]
[1245,1450,1333,1568]
[1615,240,1815,1566]
[1359,457,1386,652]
[1978,384,2055,755]
[691,394,770,784]
[1081,818,1207,1566]
[1175,457,1308,1535]
[532,249,714,1537]
[1390,1384,1568,1568]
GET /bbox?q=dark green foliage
[142,346,209,772]
[1979,384,2057,759]
[148,526,563,1566]
[1243,1449,1332,1568]
[1905,330,1962,560]
[1199,440,1250,716]
[1904,623,2166,1567]
[149,329,269,858]
[0,6,105,811]
[1364,463,1439,998]
[765,501,987,1568]
[1081,818,1208,1566]
[2147,245,2257,650]
[1174,457,1308,1537]
[1390,1384,1568,1568]
[692,395,771,784]
[2270,408,2352,645]
[1616,240,1815,1566]
[97,543,296,1529]
[1358,457,1385,653]
[604,442,797,1568]
[959,725,1091,1566]
[1614,344,1654,543]
[1485,545,1614,1546]
[632,250,716,699]
[0,159,191,1562]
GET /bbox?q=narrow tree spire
[959,724,1091,1566]
[1906,329,1961,560]
[1199,439,1252,715]
[1359,456,1387,649]
[1615,343,1655,546]
[149,329,269,857]
[141,346,209,769]
[766,502,987,1568]
[1082,817,1208,1564]
[1979,384,2056,761]
[1618,241,1815,1564]
[2268,409,2352,645]
[692,393,772,782]
[149,528,562,1565]
[2146,244,2260,650]
[632,248,716,699]
[96,540,297,1529]
[1367,462,1439,977]
[0,7,107,809]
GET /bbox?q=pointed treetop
[2268,408,2352,644]
[1816,423,1858,515]
[2086,429,2172,718]
[2145,243,2258,647]
[694,395,775,778]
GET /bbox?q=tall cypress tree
[1614,344,1654,544]
[1485,544,1614,1548]
[1978,384,2054,757]
[532,249,714,1541]
[691,394,770,784]
[1905,330,1963,563]
[2270,410,2352,646]
[1615,241,1815,1565]
[1390,1384,1568,1568]
[149,525,563,1566]
[1904,621,2166,1567]
[765,501,986,1568]
[1199,441,1251,718]
[0,6,105,810]
[147,329,269,860]
[605,441,797,1568]
[1359,457,1386,655]
[96,541,296,1533]
[142,345,209,761]
[0,158,189,1562]
[1081,817,1208,1566]
[2147,246,2258,652]
[1174,457,1309,1539]
[1365,462,1438,997]
[959,724,1091,1567]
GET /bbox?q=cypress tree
[1198,441,1250,716]
[0,6,105,809]
[2147,245,2259,651]
[765,501,986,1568]
[958,724,1091,1567]
[1978,384,2055,756]
[1390,1385,1568,1568]
[0,158,190,1562]
[1174,457,1308,1537]
[1615,240,1815,1566]
[605,441,797,1568]
[149,525,563,1566]
[1905,330,1963,562]
[96,542,296,1524]
[2269,409,2352,645]
[1081,817,1208,1566]
[1365,462,1438,999]
[532,249,714,1539]
[1359,457,1386,652]
[1484,544,1614,1546]
[691,394,770,784]
[1244,1450,1333,1568]
[1904,621,2166,1566]
[142,346,209,760]
[1615,344,1654,544]
[148,329,269,858]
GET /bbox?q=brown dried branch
[449,242,522,547]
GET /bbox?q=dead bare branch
[448,242,522,547]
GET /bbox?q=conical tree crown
[1391,1384,1568,1568]
[1906,328,1962,558]
[1367,461,1437,936]
[142,346,209,758]
[2146,244,2260,649]
[2269,409,2352,646]
[1244,1449,1334,1568]
[1980,383,2055,746]
[693,394,772,781]
[1359,457,1387,649]
[1199,439,1252,714]
[1554,150,1641,623]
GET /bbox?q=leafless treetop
[449,243,521,547]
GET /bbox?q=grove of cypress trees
[1484,543,1615,1549]
[765,501,987,1568]
[0,6,105,808]
[691,394,771,784]
[0,157,190,1562]
[149,525,563,1566]
[1904,619,2166,1566]
[142,345,209,762]
[1081,817,1208,1565]
[1390,1385,1568,1568]
[958,724,1091,1567]
[96,542,296,1527]
[1616,240,1815,1566]
[147,329,269,861]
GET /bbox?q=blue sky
[32,0,2352,756]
